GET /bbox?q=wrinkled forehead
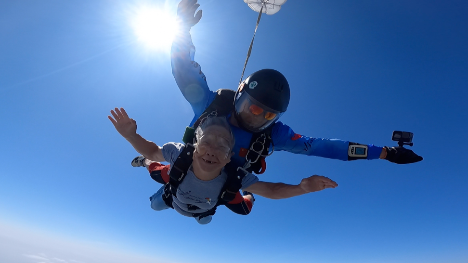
[197,125,233,144]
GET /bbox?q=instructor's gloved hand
[384,146,423,164]
[177,0,202,29]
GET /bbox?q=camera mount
[392,131,414,147]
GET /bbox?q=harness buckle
[237,166,249,176]
[244,134,266,165]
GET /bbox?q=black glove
[177,0,202,29]
[385,146,423,164]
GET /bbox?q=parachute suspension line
[239,2,265,85]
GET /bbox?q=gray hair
[194,116,235,149]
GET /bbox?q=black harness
[161,143,251,219]
[182,89,274,174]
[165,89,274,219]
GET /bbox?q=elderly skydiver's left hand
[177,0,202,29]
[108,107,137,139]
[299,175,338,193]
[383,146,423,164]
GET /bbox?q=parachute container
[244,0,287,15]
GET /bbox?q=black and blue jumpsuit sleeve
[271,121,383,160]
[171,28,216,126]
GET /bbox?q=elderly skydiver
[109,108,338,224]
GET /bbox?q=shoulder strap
[218,164,249,204]
[208,89,236,117]
[183,89,236,144]
[194,89,236,127]
[168,144,195,196]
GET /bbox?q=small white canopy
[244,0,287,15]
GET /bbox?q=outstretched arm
[272,122,383,161]
[243,175,338,200]
[108,108,165,162]
[171,0,215,124]
[271,122,422,164]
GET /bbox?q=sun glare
[132,7,179,51]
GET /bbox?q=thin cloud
[0,220,175,263]
[24,253,78,263]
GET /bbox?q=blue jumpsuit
[171,29,383,169]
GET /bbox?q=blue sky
[1,0,467,262]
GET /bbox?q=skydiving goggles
[195,133,232,160]
[234,92,283,132]
[248,104,277,120]
[236,92,283,120]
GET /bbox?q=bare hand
[108,108,137,139]
[177,0,202,28]
[300,175,338,193]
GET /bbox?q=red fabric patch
[149,162,171,183]
[228,192,244,204]
[243,198,253,211]
[239,147,248,157]
[291,134,302,141]
[257,157,266,174]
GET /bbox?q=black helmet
[234,69,290,133]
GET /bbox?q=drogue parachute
[244,0,287,15]
[239,0,287,84]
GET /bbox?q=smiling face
[192,125,233,177]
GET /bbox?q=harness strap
[160,144,250,220]
[194,89,236,127]
[192,206,218,219]
[161,183,174,209]
[219,165,249,203]
[182,89,236,144]
[162,143,240,219]
[168,144,195,196]
[192,167,247,220]
[199,166,250,218]
[181,89,273,175]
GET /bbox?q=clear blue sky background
[1,0,467,262]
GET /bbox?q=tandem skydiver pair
[109,108,338,224]
[110,0,422,224]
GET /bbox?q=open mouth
[202,157,217,164]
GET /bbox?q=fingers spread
[115,107,124,119]
[108,115,117,125]
[111,109,120,121]
[120,108,129,119]
[115,107,129,121]
[194,9,202,23]
[187,3,200,16]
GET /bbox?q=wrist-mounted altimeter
[348,143,368,160]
